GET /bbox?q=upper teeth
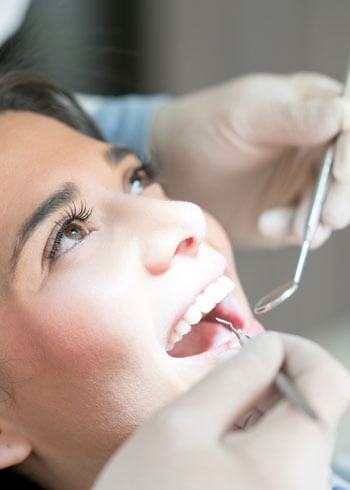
[166,275,235,351]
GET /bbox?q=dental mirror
[254,61,350,315]
[254,280,298,314]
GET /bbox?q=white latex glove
[93,332,350,490]
[151,73,350,248]
[0,0,30,45]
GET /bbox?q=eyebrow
[104,145,136,167]
[11,182,80,273]
[10,144,135,275]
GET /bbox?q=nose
[137,199,207,275]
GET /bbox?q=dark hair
[0,70,103,140]
[0,69,104,490]
[0,468,42,489]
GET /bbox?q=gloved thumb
[258,207,295,242]
[258,205,332,248]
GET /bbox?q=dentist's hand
[93,333,350,490]
[151,73,350,248]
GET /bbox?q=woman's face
[0,111,263,481]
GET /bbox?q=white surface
[0,0,30,45]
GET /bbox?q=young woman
[0,71,348,490]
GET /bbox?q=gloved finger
[290,72,342,99]
[250,97,350,147]
[233,387,282,431]
[166,332,283,441]
[292,194,332,248]
[321,179,350,229]
[333,130,350,182]
[258,204,331,248]
[227,333,350,450]
[258,207,295,244]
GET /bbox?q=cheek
[204,210,236,269]
[5,277,171,452]
[11,267,145,381]
[204,210,251,312]
[8,273,162,414]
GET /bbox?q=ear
[0,418,32,468]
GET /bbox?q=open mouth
[166,275,253,358]
[167,310,238,358]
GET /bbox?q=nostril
[175,237,198,256]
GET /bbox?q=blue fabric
[76,93,170,161]
[332,452,350,489]
[331,474,350,489]
[334,452,350,479]
[330,471,350,489]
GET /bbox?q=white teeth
[169,331,183,344]
[166,321,192,352]
[216,275,235,296]
[184,305,202,325]
[204,282,226,303]
[194,276,235,315]
[175,320,192,336]
[194,293,216,314]
[166,274,236,353]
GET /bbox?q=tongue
[168,321,233,358]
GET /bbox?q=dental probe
[254,61,350,314]
[215,317,318,420]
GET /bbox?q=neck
[16,449,103,490]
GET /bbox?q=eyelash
[47,160,160,261]
[47,201,92,261]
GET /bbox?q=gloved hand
[0,0,31,46]
[151,73,350,247]
[93,332,350,490]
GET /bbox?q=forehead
[0,110,105,174]
[0,110,111,201]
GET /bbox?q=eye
[47,202,93,261]
[48,221,90,260]
[62,222,87,241]
[129,162,160,194]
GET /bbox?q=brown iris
[63,223,87,241]
[130,166,152,193]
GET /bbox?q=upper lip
[164,264,228,346]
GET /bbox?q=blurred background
[0,0,349,452]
